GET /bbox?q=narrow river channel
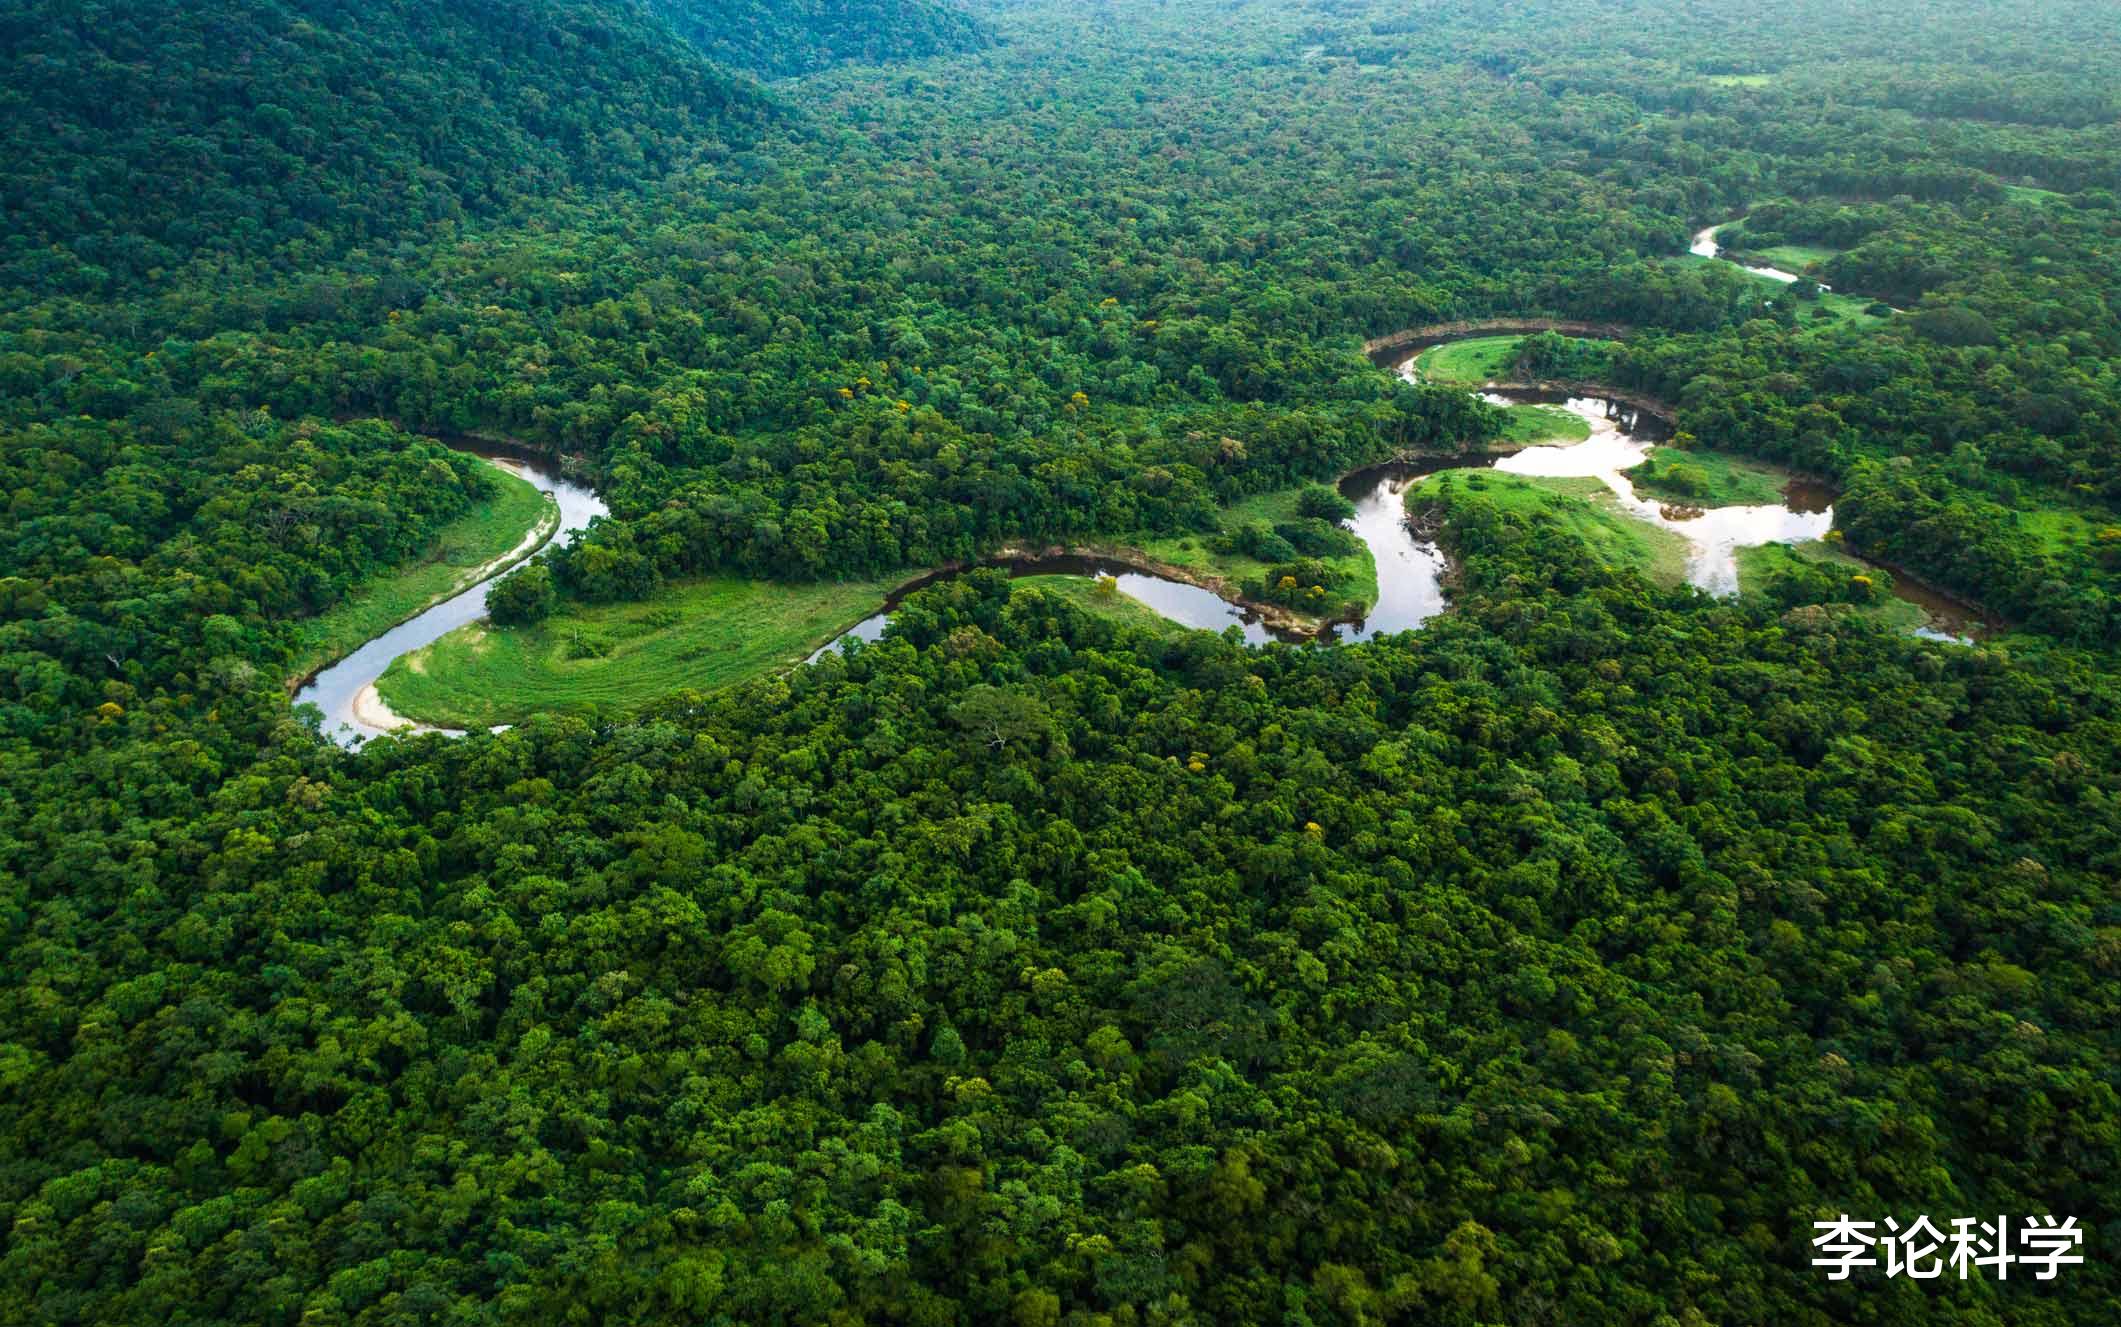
[296,453,605,745]
[807,376,1972,658]
[312,303,1977,737]
[1690,223,1823,288]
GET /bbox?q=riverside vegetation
[2,1,2119,1324]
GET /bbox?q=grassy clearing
[2004,185,2064,207]
[1498,403,1594,446]
[1775,284,1884,328]
[1422,470,1692,586]
[1707,73,1775,87]
[1670,253,1888,330]
[1751,242,1841,271]
[1794,286,1891,328]
[1412,335,1524,385]
[1133,485,1378,615]
[1626,446,1796,507]
[1736,542,1931,632]
[1013,575,1190,637]
[2011,502,2120,558]
[288,464,555,683]
[376,574,897,727]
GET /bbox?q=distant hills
[0,0,991,286]
[653,0,995,79]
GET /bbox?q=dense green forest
[651,0,995,79]
[2,0,2118,1322]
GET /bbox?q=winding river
[808,556,1279,664]
[295,452,605,745]
[807,384,1854,658]
[1315,387,1834,635]
[310,288,1976,737]
[1691,222,1827,288]
[805,375,1977,658]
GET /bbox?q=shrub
[487,563,556,626]
[1295,484,1357,523]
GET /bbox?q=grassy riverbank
[1014,575,1191,637]
[1745,242,1840,271]
[1736,541,1933,632]
[376,574,896,726]
[1422,471,1692,585]
[1671,252,1887,329]
[1135,485,1379,619]
[1411,335,1524,384]
[1409,336,1605,445]
[1499,403,1594,446]
[1626,446,1799,507]
[287,464,556,685]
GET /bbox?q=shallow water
[1324,462,1455,642]
[1691,223,1825,287]
[314,335,1977,740]
[811,384,1954,653]
[295,453,604,745]
[807,556,1280,662]
[1487,396,1833,595]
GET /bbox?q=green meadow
[288,463,556,684]
[377,574,897,727]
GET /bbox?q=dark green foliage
[653,0,994,78]
[0,0,767,290]
[1295,484,1358,524]
[1757,549,1894,609]
[1654,460,1711,497]
[486,563,558,626]
[1514,330,1616,380]
[1254,556,1340,607]
[1910,305,2001,346]
[1217,522,1300,563]
[5,525,2118,1322]
[1273,519,1362,559]
[3,0,2121,1322]
[0,413,496,724]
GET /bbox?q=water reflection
[1484,396,1833,594]
[810,387,1973,655]
[1329,384,1981,638]
[807,555,1282,661]
[1690,223,1824,288]
[1325,460,1455,642]
[295,451,605,745]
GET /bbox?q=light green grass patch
[1412,335,1523,385]
[1751,243,1840,270]
[1134,485,1378,616]
[1736,541,1931,632]
[376,574,897,727]
[1626,446,1796,507]
[1706,73,1775,87]
[2011,502,2120,558]
[1722,260,1889,329]
[1012,575,1190,637]
[1420,470,1692,586]
[1498,403,1594,446]
[1795,286,1890,329]
[289,463,556,684]
[2004,185,2064,207]
[1672,253,1889,331]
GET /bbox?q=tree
[1296,484,1357,523]
[486,562,557,626]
